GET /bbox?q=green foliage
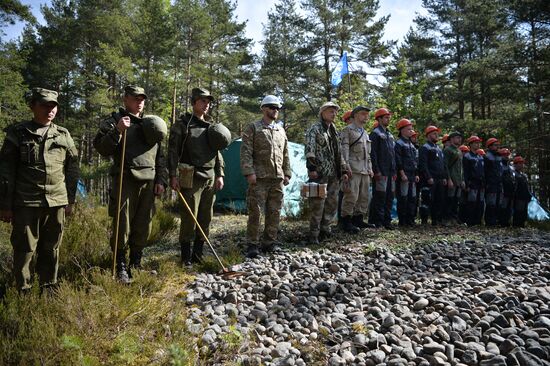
[147,204,178,245]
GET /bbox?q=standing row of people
[240,98,534,257]
[0,86,534,289]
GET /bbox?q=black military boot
[116,251,131,284]
[180,242,192,266]
[353,214,375,229]
[129,248,143,275]
[192,240,204,264]
[342,216,360,234]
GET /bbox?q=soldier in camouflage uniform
[168,88,227,266]
[305,101,348,244]
[94,85,168,283]
[340,106,374,233]
[0,88,80,291]
[240,95,291,258]
[443,131,465,223]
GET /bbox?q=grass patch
[0,260,196,365]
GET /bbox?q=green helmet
[142,115,167,145]
[208,123,232,151]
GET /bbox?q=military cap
[208,123,232,151]
[28,87,58,105]
[319,101,340,116]
[449,131,462,139]
[142,115,168,146]
[191,87,214,103]
[351,105,371,117]
[124,85,147,99]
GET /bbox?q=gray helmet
[142,115,167,145]
[208,123,232,151]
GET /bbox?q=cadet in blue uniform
[498,148,515,226]
[512,156,531,227]
[369,108,396,229]
[394,119,419,226]
[418,126,448,225]
[457,145,471,223]
[463,136,485,226]
[484,138,504,226]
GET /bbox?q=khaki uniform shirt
[0,121,80,210]
[240,120,291,179]
[340,124,372,175]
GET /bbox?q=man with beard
[240,95,291,257]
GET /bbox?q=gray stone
[414,298,430,311]
[479,355,507,366]
[462,349,478,365]
[366,350,386,364]
[424,342,446,354]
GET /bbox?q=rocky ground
[183,223,550,366]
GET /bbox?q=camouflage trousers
[109,177,155,254]
[309,176,339,238]
[11,206,65,290]
[341,173,370,217]
[246,178,284,244]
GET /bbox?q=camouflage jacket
[0,120,80,210]
[240,120,291,179]
[444,145,463,185]
[93,108,168,185]
[340,123,372,175]
[305,120,345,179]
[167,113,224,180]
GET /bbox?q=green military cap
[28,87,58,105]
[351,105,371,116]
[191,87,214,103]
[449,131,463,139]
[124,85,148,99]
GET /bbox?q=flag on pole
[331,51,349,87]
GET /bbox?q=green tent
[216,138,307,217]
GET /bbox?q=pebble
[179,232,550,365]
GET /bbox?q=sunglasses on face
[265,105,281,111]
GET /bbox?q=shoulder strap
[349,129,364,149]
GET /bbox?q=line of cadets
[337,107,532,233]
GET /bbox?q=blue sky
[3,0,426,50]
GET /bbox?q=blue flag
[331,51,349,87]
